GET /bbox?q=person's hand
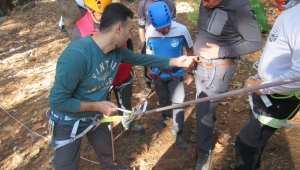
[170,56,194,67]
[185,74,194,85]
[98,101,118,116]
[247,79,263,95]
[253,80,264,95]
[199,43,220,60]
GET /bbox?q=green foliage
[186,0,201,25]
[249,0,269,33]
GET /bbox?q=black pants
[52,122,114,170]
[234,94,300,170]
[141,42,152,89]
[112,75,133,129]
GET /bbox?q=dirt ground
[0,0,300,170]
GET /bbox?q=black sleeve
[127,38,134,51]
[71,25,83,42]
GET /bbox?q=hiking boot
[189,129,216,142]
[195,152,211,170]
[126,122,144,133]
[228,163,261,170]
[141,88,152,99]
[176,135,187,149]
[157,117,167,129]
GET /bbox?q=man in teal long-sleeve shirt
[48,3,193,170]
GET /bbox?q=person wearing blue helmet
[145,1,194,149]
[137,0,177,99]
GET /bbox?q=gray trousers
[52,122,115,170]
[195,63,237,153]
[113,75,133,129]
[154,77,185,136]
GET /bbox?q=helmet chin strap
[87,8,101,24]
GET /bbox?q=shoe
[189,129,216,142]
[228,163,261,170]
[176,135,187,149]
[127,121,144,133]
[195,152,211,170]
[157,117,167,129]
[116,168,128,170]
[141,88,151,99]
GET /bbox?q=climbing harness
[47,101,148,150]
[195,56,235,89]
[247,75,300,128]
[150,67,182,80]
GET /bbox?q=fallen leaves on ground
[140,143,148,152]
[32,123,46,131]
[164,117,173,126]
[218,133,232,146]
[130,152,138,159]
[151,132,159,140]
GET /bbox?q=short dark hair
[100,3,134,33]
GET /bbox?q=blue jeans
[195,62,237,153]
[154,77,185,136]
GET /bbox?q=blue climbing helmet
[148,1,172,29]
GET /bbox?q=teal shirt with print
[49,36,170,119]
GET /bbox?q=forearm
[219,6,263,58]
[219,40,262,58]
[49,94,81,113]
[79,101,99,112]
[79,101,120,116]
[169,58,182,67]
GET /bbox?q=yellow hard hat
[84,0,112,13]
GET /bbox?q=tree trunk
[0,0,14,16]
[55,0,82,39]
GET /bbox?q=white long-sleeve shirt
[258,4,300,94]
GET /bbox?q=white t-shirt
[258,4,300,94]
